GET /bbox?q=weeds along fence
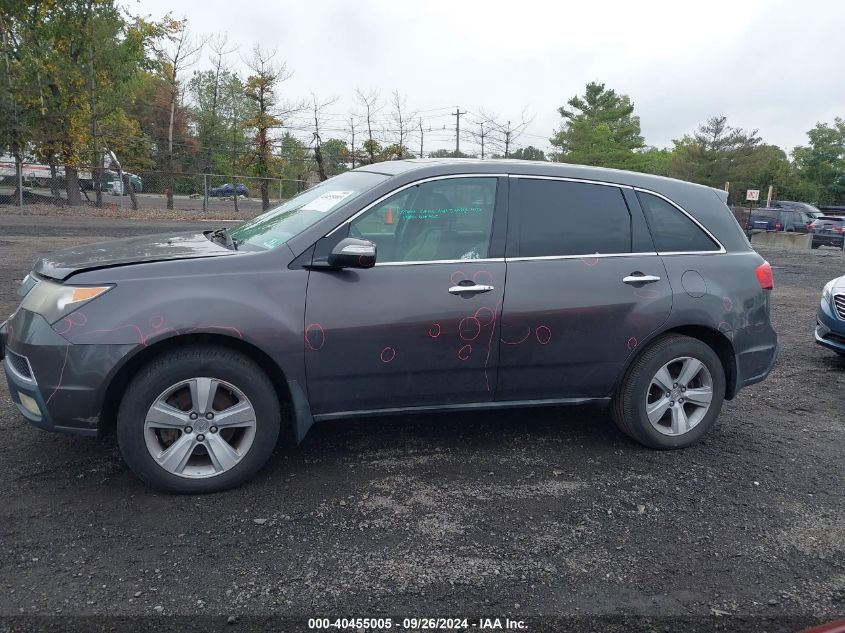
[0,163,309,216]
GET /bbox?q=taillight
[834,226,845,233]
[775,223,782,231]
[755,261,773,290]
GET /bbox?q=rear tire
[611,334,725,449]
[117,346,280,493]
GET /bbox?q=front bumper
[816,296,845,354]
[2,309,135,436]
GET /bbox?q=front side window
[232,171,388,250]
[348,177,498,263]
[516,179,631,257]
[637,192,719,252]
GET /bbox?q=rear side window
[637,192,720,253]
[516,179,631,256]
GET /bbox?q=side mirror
[328,237,377,269]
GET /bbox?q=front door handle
[448,284,494,295]
[622,274,661,285]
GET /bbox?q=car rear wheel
[117,346,280,493]
[611,334,725,449]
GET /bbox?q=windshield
[231,171,388,250]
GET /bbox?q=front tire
[117,346,280,493]
[611,334,725,449]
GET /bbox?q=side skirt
[312,397,611,423]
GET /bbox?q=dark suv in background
[1,160,778,493]
[746,207,815,233]
[767,200,823,219]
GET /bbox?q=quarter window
[516,179,631,257]
[637,192,719,252]
[348,178,497,263]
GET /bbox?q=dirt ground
[0,199,258,222]
[0,214,843,632]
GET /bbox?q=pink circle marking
[457,344,472,361]
[501,329,531,345]
[723,297,733,311]
[582,257,599,267]
[626,336,638,350]
[474,306,495,327]
[428,322,442,338]
[149,315,165,329]
[459,316,482,341]
[450,270,467,285]
[380,347,396,363]
[535,325,552,345]
[304,323,325,351]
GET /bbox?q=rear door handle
[449,284,494,295]
[622,274,661,285]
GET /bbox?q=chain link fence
[0,161,309,217]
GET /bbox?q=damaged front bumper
[1,309,134,436]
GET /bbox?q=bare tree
[158,18,206,209]
[390,90,415,158]
[310,92,338,181]
[355,88,382,164]
[243,44,296,211]
[202,34,236,172]
[488,108,534,158]
[469,109,499,160]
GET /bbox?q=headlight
[20,279,112,324]
[822,279,836,303]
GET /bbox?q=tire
[117,346,280,493]
[611,334,726,449]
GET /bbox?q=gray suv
[1,160,778,493]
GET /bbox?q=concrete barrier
[750,231,812,250]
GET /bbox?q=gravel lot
[1,189,266,218]
[0,214,843,632]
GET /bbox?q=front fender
[53,267,310,431]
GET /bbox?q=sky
[133,0,845,156]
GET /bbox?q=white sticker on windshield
[300,190,355,212]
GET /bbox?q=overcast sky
[134,0,845,156]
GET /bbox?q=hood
[34,231,237,281]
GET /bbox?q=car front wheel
[117,346,280,493]
[611,334,725,449]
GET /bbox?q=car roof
[355,158,722,197]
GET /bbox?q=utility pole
[453,106,467,155]
[349,117,356,169]
[419,119,425,158]
[504,121,512,158]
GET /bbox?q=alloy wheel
[143,377,257,478]
[645,356,713,436]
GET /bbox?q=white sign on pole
[746,189,760,201]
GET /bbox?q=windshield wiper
[208,227,240,251]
